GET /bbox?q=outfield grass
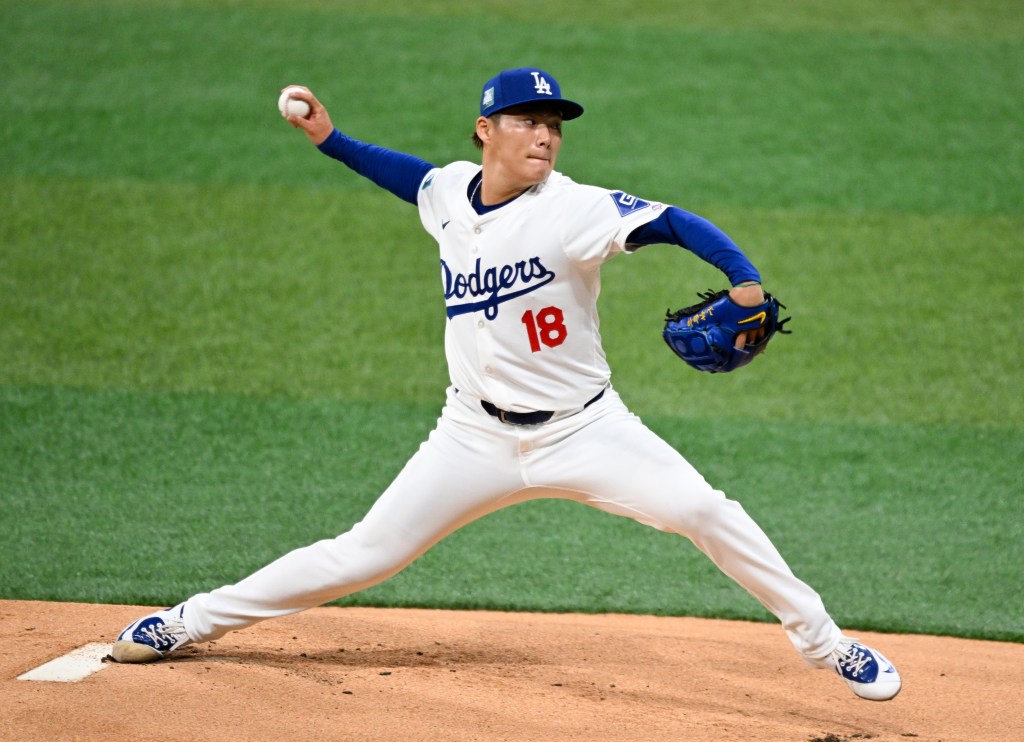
[1,1,1021,641]
[2,385,1019,640]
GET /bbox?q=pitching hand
[280,85,334,147]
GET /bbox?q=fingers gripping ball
[663,289,791,373]
[277,87,311,119]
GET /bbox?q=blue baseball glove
[663,289,790,373]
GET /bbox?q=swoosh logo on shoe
[877,656,896,673]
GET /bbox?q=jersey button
[477,320,484,329]
[473,226,482,234]
[484,365,494,375]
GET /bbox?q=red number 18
[521,306,567,352]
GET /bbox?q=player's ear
[475,116,493,144]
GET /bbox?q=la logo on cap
[531,71,552,95]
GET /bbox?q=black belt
[481,388,606,426]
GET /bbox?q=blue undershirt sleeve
[316,129,436,206]
[627,206,761,286]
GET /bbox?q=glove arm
[627,206,761,286]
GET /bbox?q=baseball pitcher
[111,67,900,702]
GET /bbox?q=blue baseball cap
[479,67,584,120]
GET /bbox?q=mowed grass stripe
[2,178,1019,427]
[1,385,1020,641]
[1,3,1021,215]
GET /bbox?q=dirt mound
[3,601,1020,741]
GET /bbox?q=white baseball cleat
[110,603,191,663]
[829,637,902,701]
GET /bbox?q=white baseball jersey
[417,162,665,413]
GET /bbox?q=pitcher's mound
[3,601,1020,741]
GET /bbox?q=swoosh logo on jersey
[442,257,555,320]
[441,220,450,230]
[738,311,766,326]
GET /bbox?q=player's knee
[322,526,418,585]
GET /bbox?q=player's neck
[467,174,514,215]
[478,163,544,206]
[479,180,531,206]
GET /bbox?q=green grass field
[1,0,1021,642]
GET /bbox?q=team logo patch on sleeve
[610,191,650,216]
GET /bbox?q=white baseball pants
[184,386,841,662]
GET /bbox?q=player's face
[486,107,563,188]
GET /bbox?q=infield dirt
[3,600,1021,741]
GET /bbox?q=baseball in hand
[278,88,311,119]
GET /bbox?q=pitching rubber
[110,640,164,663]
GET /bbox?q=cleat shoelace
[835,645,873,678]
[138,620,185,649]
